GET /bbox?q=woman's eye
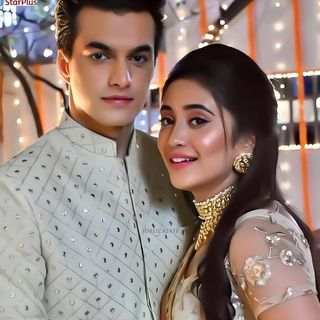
[190,118,208,126]
[160,117,174,126]
[91,53,108,61]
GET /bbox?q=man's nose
[108,60,132,88]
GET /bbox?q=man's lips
[101,96,134,105]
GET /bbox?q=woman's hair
[163,44,320,320]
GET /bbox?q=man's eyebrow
[85,42,112,51]
[84,42,153,55]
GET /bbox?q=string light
[16,118,22,125]
[221,3,229,10]
[43,5,50,12]
[14,80,20,88]
[280,162,290,172]
[275,2,281,8]
[141,110,147,116]
[281,125,287,131]
[10,48,17,58]
[43,48,53,58]
[208,24,215,31]
[23,27,29,33]
[14,99,20,106]
[50,24,56,31]
[13,61,22,69]
[275,42,282,49]
[219,19,226,26]
[18,137,24,144]
[204,33,214,40]
[274,22,284,31]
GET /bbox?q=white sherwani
[0,112,195,320]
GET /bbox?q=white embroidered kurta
[0,112,195,320]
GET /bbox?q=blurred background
[0,0,319,233]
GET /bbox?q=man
[0,1,195,319]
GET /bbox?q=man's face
[57,7,155,138]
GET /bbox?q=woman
[158,44,320,320]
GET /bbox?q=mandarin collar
[57,111,137,158]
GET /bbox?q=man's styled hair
[55,0,166,57]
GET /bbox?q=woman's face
[158,79,251,201]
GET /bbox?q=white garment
[0,112,195,320]
[169,205,317,320]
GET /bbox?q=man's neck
[68,106,134,159]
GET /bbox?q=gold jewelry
[193,186,235,251]
[233,152,253,174]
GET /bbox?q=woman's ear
[57,50,71,84]
[237,134,256,154]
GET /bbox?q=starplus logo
[5,0,38,5]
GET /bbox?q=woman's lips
[168,154,198,168]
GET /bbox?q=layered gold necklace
[193,186,235,251]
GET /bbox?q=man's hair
[55,0,165,57]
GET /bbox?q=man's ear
[57,50,70,84]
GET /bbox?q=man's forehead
[75,7,156,48]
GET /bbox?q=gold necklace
[193,186,235,251]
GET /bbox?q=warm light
[58,79,64,85]
[19,137,24,144]
[280,84,285,89]
[179,27,186,35]
[16,118,22,125]
[141,110,147,116]
[275,2,280,7]
[162,14,168,21]
[13,61,21,69]
[178,35,183,41]
[203,41,209,46]
[280,182,291,191]
[43,5,49,12]
[10,48,17,58]
[60,107,64,113]
[280,162,290,172]
[277,62,286,70]
[23,27,29,33]
[215,36,220,41]
[221,3,229,10]
[219,19,226,26]
[50,24,56,31]
[219,29,224,35]
[14,80,20,88]
[208,24,215,31]
[316,97,320,109]
[14,99,20,105]
[275,42,282,49]
[274,21,284,31]
[224,24,229,29]
[281,125,287,131]
[204,33,214,40]
[140,120,146,126]
[43,48,53,57]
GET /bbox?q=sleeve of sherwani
[228,210,317,319]
[0,177,48,319]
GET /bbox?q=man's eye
[130,55,148,64]
[91,53,108,61]
[190,118,208,126]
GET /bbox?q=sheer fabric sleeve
[228,209,317,319]
[0,177,48,319]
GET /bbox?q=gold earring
[233,152,253,174]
